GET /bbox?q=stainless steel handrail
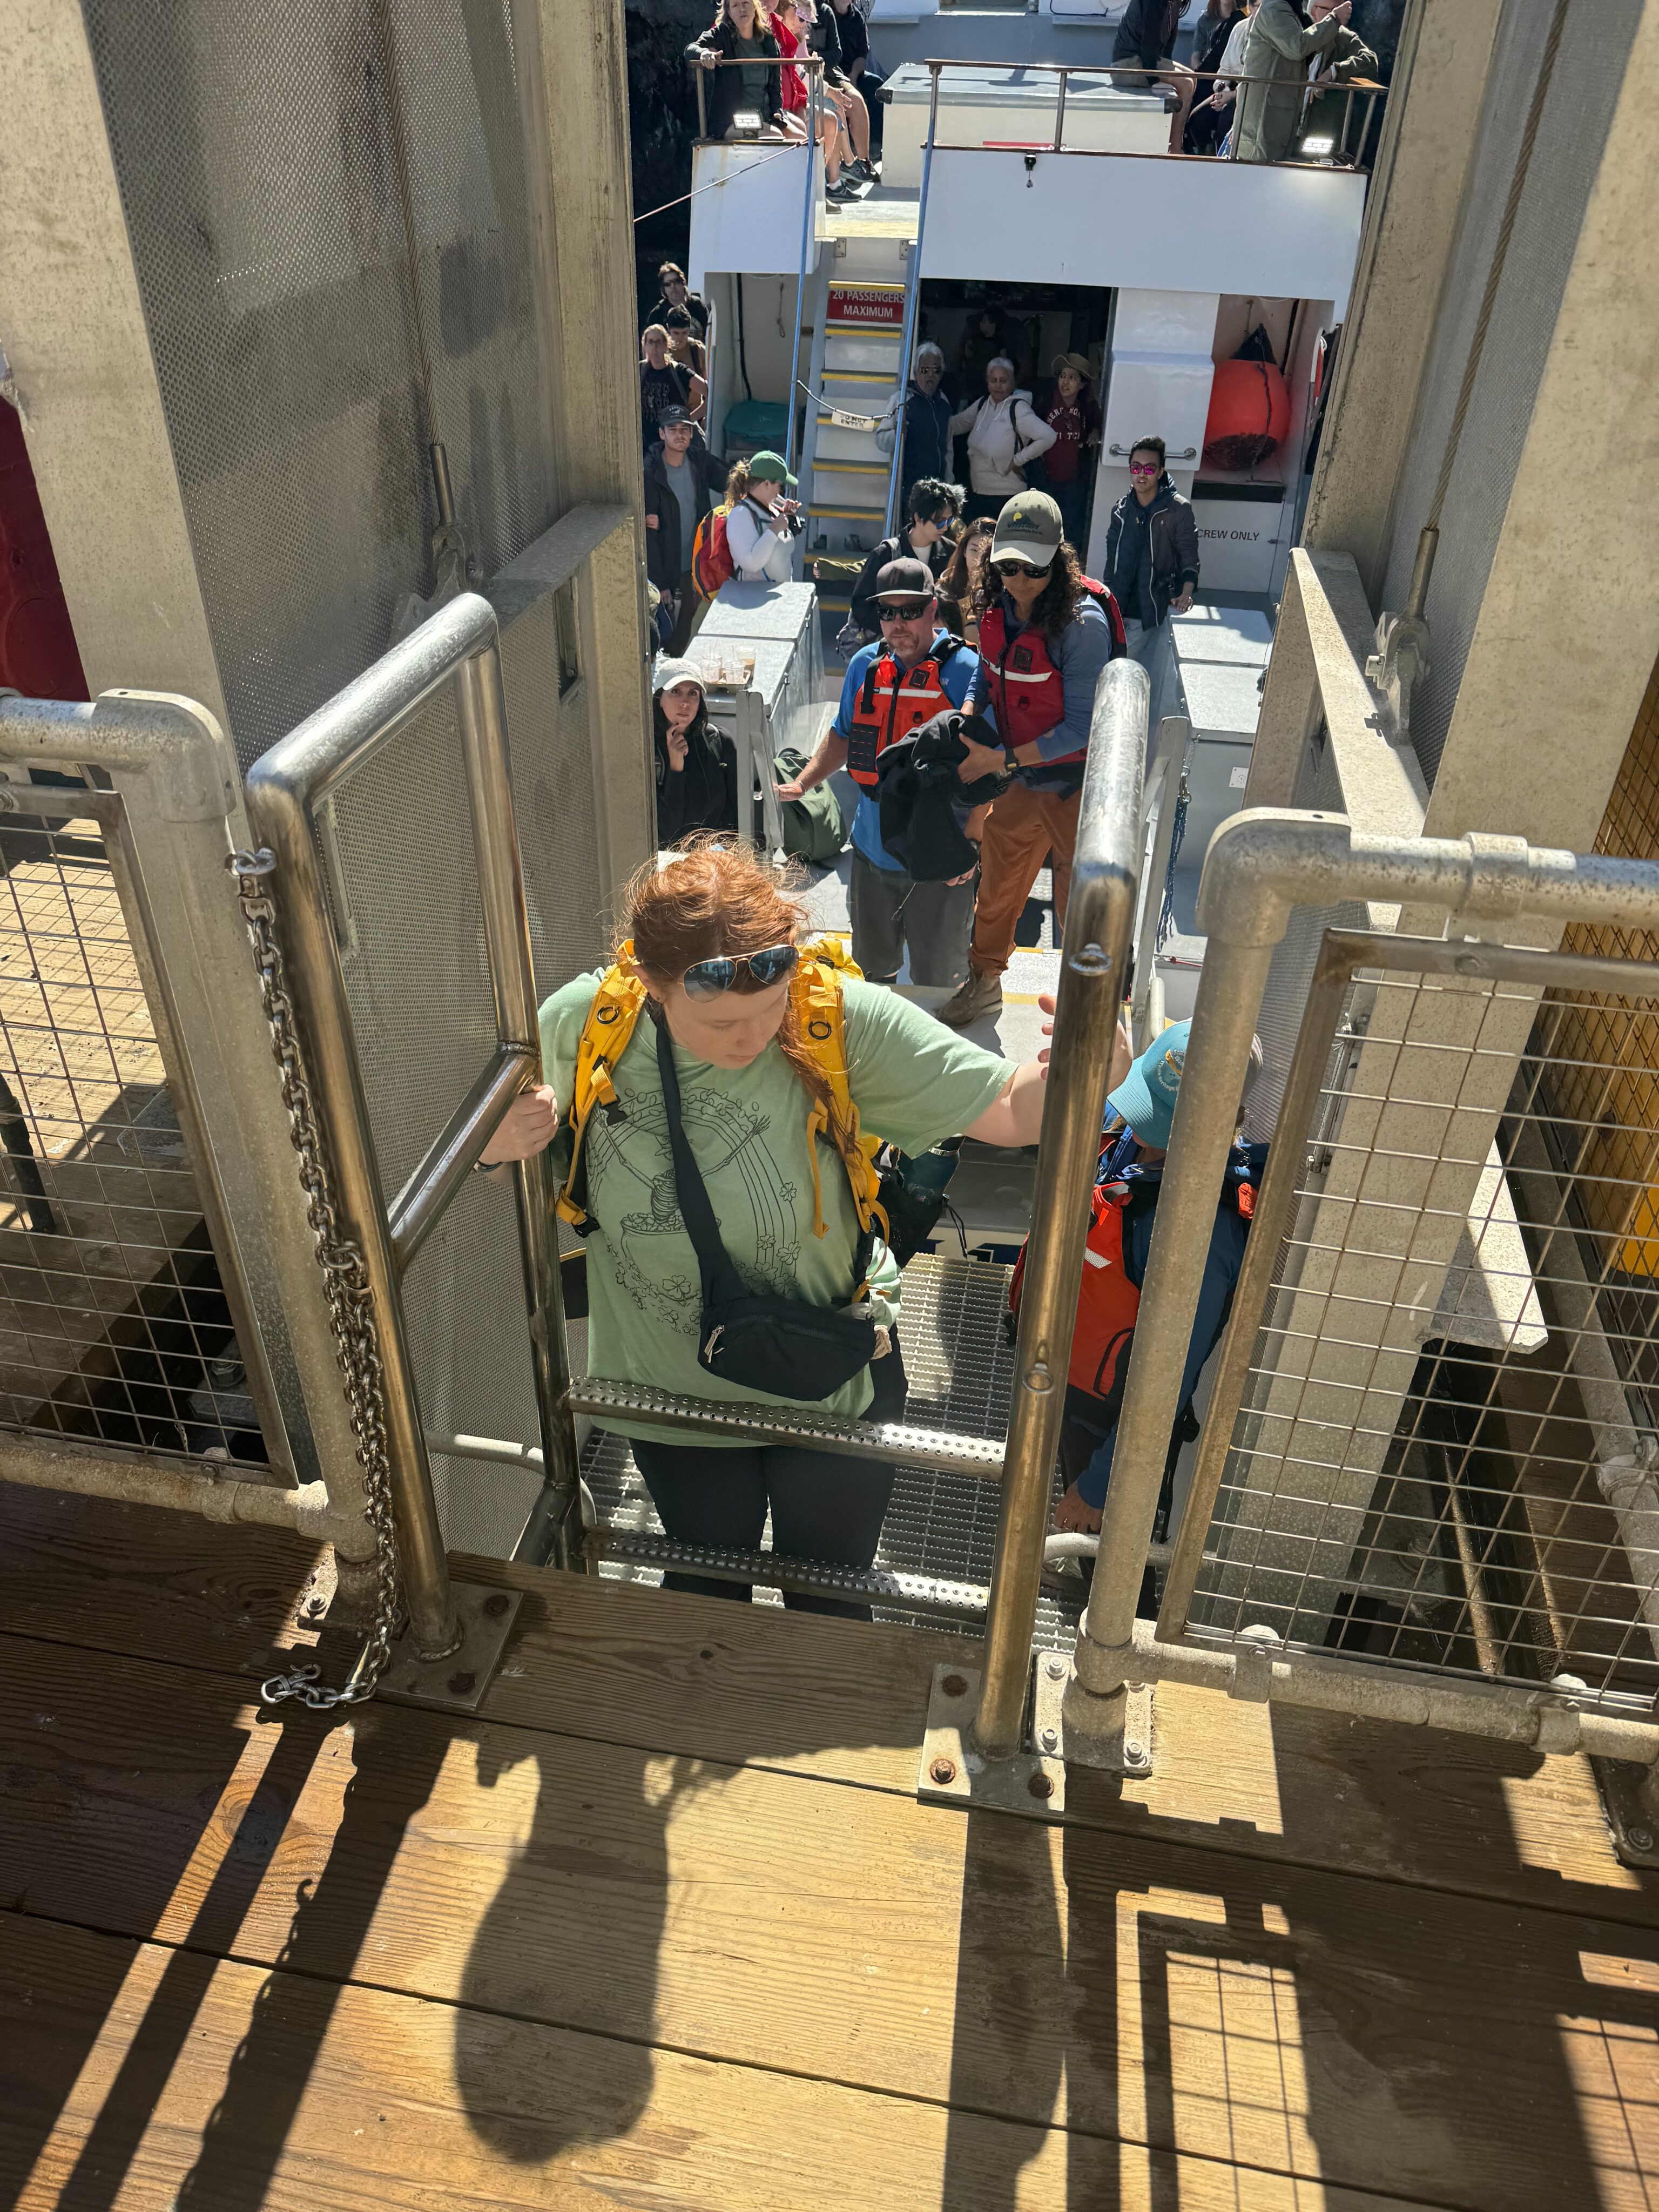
[387,1043,536,1274]
[973,655,1149,1757]
[882,68,941,540]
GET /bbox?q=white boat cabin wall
[685,65,1364,600]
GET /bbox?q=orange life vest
[976,579,1125,761]
[845,636,968,791]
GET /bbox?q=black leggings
[628,1338,907,1620]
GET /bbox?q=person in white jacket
[721,450,804,585]
[949,359,1057,520]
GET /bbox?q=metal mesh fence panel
[0,804,254,1459]
[317,680,550,1557]
[81,0,556,772]
[1186,960,1659,1715]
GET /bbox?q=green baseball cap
[747,449,798,487]
[990,488,1064,571]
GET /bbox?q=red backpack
[691,502,736,599]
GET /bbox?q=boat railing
[687,53,1385,167]
[875,55,1379,532]
[901,57,1387,168]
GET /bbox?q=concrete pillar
[515,0,654,902]
[1301,0,1505,602]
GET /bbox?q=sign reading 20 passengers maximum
[827,286,905,328]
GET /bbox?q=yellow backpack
[556,937,888,1247]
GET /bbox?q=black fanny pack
[654,1009,878,1402]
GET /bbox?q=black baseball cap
[873,556,935,601]
[657,404,694,428]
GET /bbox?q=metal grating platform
[581,1251,1084,1647]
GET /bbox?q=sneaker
[935,972,1003,1029]
[847,157,873,183]
[825,177,858,202]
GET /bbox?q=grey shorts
[849,848,976,988]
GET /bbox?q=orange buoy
[1203,359,1292,471]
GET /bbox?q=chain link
[227,848,404,1708]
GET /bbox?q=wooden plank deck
[4,1483,1659,2208]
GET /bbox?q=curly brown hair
[970,538,1086,640]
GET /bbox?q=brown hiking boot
[935,970,1003,1029]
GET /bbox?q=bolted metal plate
[917,1659,1067,1819]
[377,1580,523,1714]
[1593,1756,1659,1869]
[1056,1662,1155,1777]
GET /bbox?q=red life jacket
[1006,1149,1262,1421]
[1008,1179,1142,1414]
[976,578,1125,761]
[845,636,968,791]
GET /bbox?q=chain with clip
[227,846,404,1709]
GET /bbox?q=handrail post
[785,62,820,475]
[455,640,584,1568]
[884,63,941,541]
[1053,66,1068,154]
[972,657,1149,1760]
[695,63,707,143]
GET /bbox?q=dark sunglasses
[682,943,798,999]
[878,599,933,621]
[992,556,1045,576]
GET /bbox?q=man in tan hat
[1038,353,1102,552]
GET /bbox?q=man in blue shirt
[1053,1020,1265,1535]
[777,558,980,984]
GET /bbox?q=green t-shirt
[541,973,1014,1441]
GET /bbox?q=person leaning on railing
[478,838,1058,1618]
[1183,0,1249,155]
[687,0,787,141]
[801,0,875,183]
[773,0,851,199]
[1233,0,1373,165]
[1111,0,1197,154]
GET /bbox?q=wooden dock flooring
[5,1480,1659,2208]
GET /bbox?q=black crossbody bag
[653,1009,878,1401]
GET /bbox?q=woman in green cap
[724,451,802,584]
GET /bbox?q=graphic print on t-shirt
[583,1077,800,1331]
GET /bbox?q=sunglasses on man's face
[1129,462,1159,477]
[879,600,933,621]
[681,943,798,999]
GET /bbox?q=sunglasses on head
[681,943,798,999]
[878,599,932,621]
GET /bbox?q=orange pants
[968,780,1082,979]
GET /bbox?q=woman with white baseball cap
[652,658,736,846]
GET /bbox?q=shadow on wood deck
[3,1480,1658,2208]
